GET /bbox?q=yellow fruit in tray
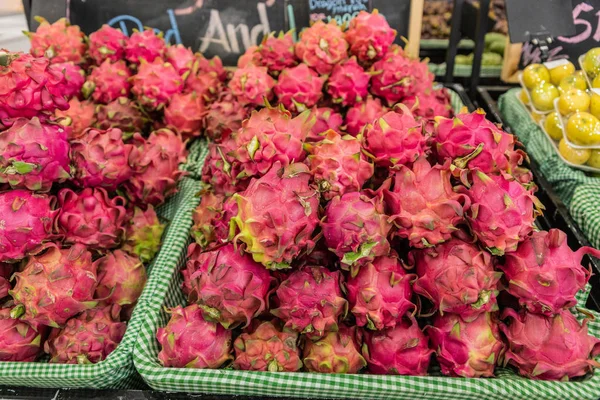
[559,73,588,92]
[530,111,543,123]
[558,138,591,165]
[557,89,590,115]
[544,112,564,141]
[566,111,600,145]
[519,88,530,105]
[582,48,600,78]
[549,61,576,86]
[530,82,559,111]
[591,92,600,119]
[587,150,600,168]
[522,64,551,89]
[593,75,600,89]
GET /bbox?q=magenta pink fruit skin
[237,46,261,68]
[0,117,71,192]
[94,97,144,137]
[274,64,325,113]
[258,32,298,72]
[362,106,427,168]
[94,250,146,309]
[322,191,392,269]
[201,139,247,197]
[184,71,222,104]
[345,96,387,136]
[10,243,98,328]
[295,20,349,75]
[164,91,206,139]
[307,129,374,201]
[501,308,600,380]
[0,52,69,119]
[183,243,272,329]
[230,162,320,269]
[411,238,501,320]
[346,254,416,330]
[306,107,343,142]
[229,65,275,106]
[157,304,232,368]
[345,10,396,63]
[303,324,367,374]
[0,308,43,362]
[165,44,195,76]
[131,58,184,110]
[195,55,228,82]
[0,189,57,262]
[57,187,127,250]
[361,315,433,375]
[233,320,302,372]
[191,192,234,250]
[203,93,249,143]
[122,204,165,264]
[71,127,134,191]
[56,98,96,139]
[381,157,470,248]
[499,229,600,315]
[86,60,132,104]
[0,263,11,299]
[124,29,166,64]
[404,87,454,120]
[45,304,126,364]
[88,25,128,65]
[28,18,87,65]
[49,62,84,100]
[427,312,506,378]
[327,57,370,107]
[272,266,348,338]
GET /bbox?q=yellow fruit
[591,92,600,119]
[559,74,588,92]
[530,111,543,123]
[559,138,591,164]
[593,75,600,89]
[582,48,600,79]
[557,89,590,115]
[549,61,575,86]
[519,88,530,105]
[587,150,600,168]
[522,64,551,89]
[530,82,559,111]
[544,112,564,141]
[566,111,600,145]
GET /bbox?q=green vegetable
[485,32,506,49]
[455,54,473,65]
[482,52,503,65]
[489,40,506,55]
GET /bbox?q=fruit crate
[0,171,206,389]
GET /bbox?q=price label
[307,0,372,25]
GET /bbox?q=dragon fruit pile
[0,17,200,364]
[154,11,600,381]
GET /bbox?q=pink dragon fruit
[124,28,166,64]
[307,129,374,200]
[230,163,320,269]
[88,25,128,65]
[370,46,434,105]
[0,308,43,361]
[191,191,233,250]
[238,46,261,68]
[10,243,98,327]
[258,31,298,73]
[404,87,454,120]
[70,127,134,190]
[381,157,471,248]
[303,324,366,374]
[95,250,146,310]
[499,229,600,315]
[184,71,222,104]
[183,243,272,329]
[462,171,543,255]
[361,315,433,375]
[362,105,427,168]
[0,117,70,192]
[306,107,343,142]
[27,17,87,64]
[0,190,57,262]
[123,205,165,264]
[428,312,506,378]
[83,60,131,104]
[322,191,392,273]
[131,58,184,110]
[327,57,370,106]
[229,65,275,106]
[203,92,249,142]
[274,64,325,112]
[295,20,349,75]
[345,96,387,136]
[0,51,69,119]
[55,98,96,139]
[411,238,501,319]
[345,10,397,63]
[50,62,84,99]
[0,263,11,299]
[165,44,195,76]
[501,308,600,380]
[346,254,416,330]
[164,91,206,139]
[95,97,145,138]
[201,138,246,196]
[196,54,228,82]
[271,266,348,338]
[233,320,303,372]
[57,188,127,250]
[157,304,232,368]
[125,129,187,206]
[45,304,126,364]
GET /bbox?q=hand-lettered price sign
[306,0,372,25]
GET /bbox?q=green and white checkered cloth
[498,88,600,250]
